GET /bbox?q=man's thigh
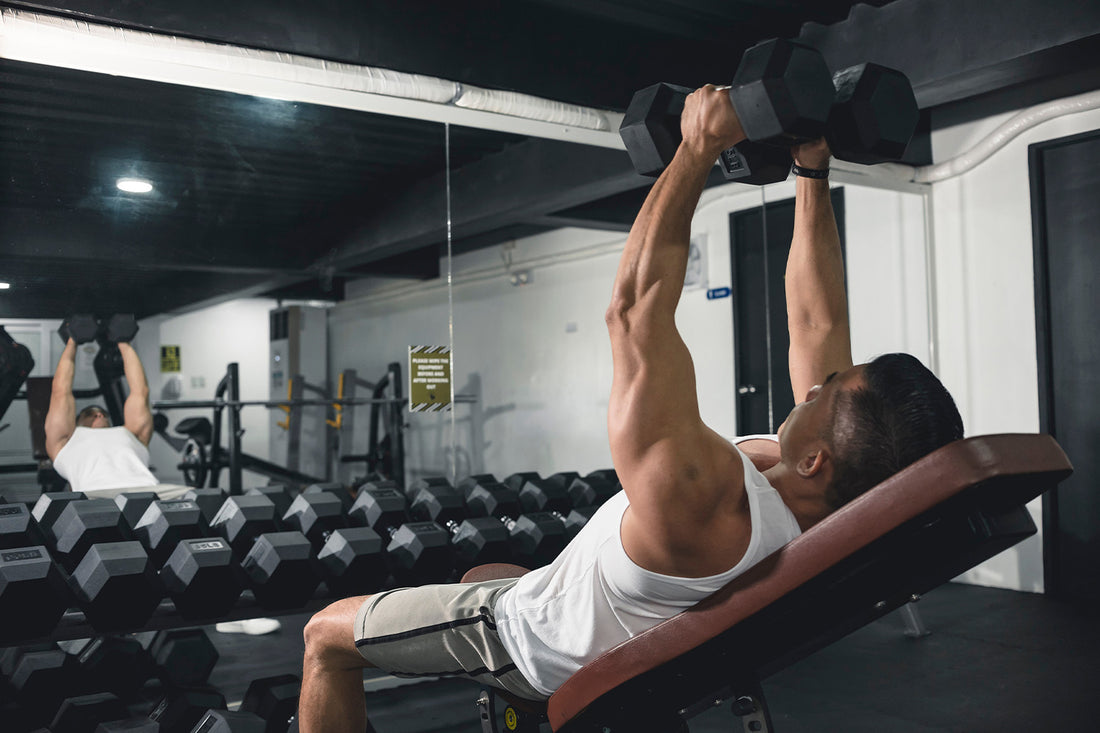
[353,578,544,701]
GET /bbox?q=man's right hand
[791,137,832,171]
[679,85,746,163]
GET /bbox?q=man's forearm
[786,175,848,332]
[118,342,149,402]
[611,146,714,313]
[611,85,745,315]
[45,340,78,457]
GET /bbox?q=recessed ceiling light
[117,178,153,193]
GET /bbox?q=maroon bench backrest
[546,434,1071,730]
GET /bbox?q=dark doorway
[1030,130,1100,602]
[729,189,846,435]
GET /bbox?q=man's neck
[763,462,831,532]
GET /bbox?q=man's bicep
[44,401,75,460]
[607,311,703,470]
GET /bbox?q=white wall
[144,298,277,486]
[329,180,930,491]
[928,101,1100,592]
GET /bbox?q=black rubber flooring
[204,581,1098,732]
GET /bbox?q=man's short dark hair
[76,405,110,425]
[823,353,964,510]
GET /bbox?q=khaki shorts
[353,578,546,701]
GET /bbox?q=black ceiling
[2,0,1099,319]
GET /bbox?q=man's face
[77,408,111,429]
[777,364,867,458]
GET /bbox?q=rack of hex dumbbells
[0,467,620,732]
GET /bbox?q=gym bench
[466,433,1072,732]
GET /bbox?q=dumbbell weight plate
[104,313,139,343]
[729,38,834,146]
[826,62,919,165]
[0,545,71,641]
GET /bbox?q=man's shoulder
[732,436,780,473]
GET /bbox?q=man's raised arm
[44,339,78,460]
[119,342,154,446]
[608,86,750,577]
[785,139,853,403]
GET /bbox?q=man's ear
[796,447,829,478]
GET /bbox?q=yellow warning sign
[408,345,451,412]
[160,345,181,373]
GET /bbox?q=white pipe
[833,88,1100,186]
[0,7,624,149]
[914,89,1100,183]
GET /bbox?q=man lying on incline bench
[298,86,964,732]
[45,330,158,495]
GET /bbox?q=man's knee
[304,596,371,668]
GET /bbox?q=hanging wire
[444,123,457,483]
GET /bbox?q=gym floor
[207,581,1097,732]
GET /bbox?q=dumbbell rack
[8,591,334,647]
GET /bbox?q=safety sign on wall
[160,345,181,373]
[408,345,452,412]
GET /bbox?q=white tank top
[493,438,801,697]
[53,426,159,493]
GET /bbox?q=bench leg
[477,688,545,733]
[899,600,931,638]
[731,680,773,733]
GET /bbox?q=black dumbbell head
[190,710,267,733]
[4,644,83,711]
[32,492,87,533]
[114,491,159,533]
[149,628,219,688]
[503,472,542,493]
[75,635,154,701]
[465,479,521,519]
[149,687,227,733]
[51,499,130,571]
[245,485,294,519]
[386,522,452,584]
[240,531,319,610]
[564,506,598,540]
[69,541,161,631]
[58,314,100,345]
[567,475,619,508]
[133,499,209,566]
[104,314,139,343]
[409,484,466,525]
[304,482,353,511]
[619,82,692,177]
[317,527,388,596]
[508,513,567,568]
[211,494,279,556]
[50,692,129,732]
[450,517,513,569]
[456,473,497,498]
[349,486,409,534]
[241,674,301,733]
[718,141,793,185]
[730,38,834,146]
[183,487,229,525]
[518,477,573,515]
[160,536,243,619]
[827,62,919,165]
[283,493,348,546]
[0,502,45,549]
[0,545,71,641]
